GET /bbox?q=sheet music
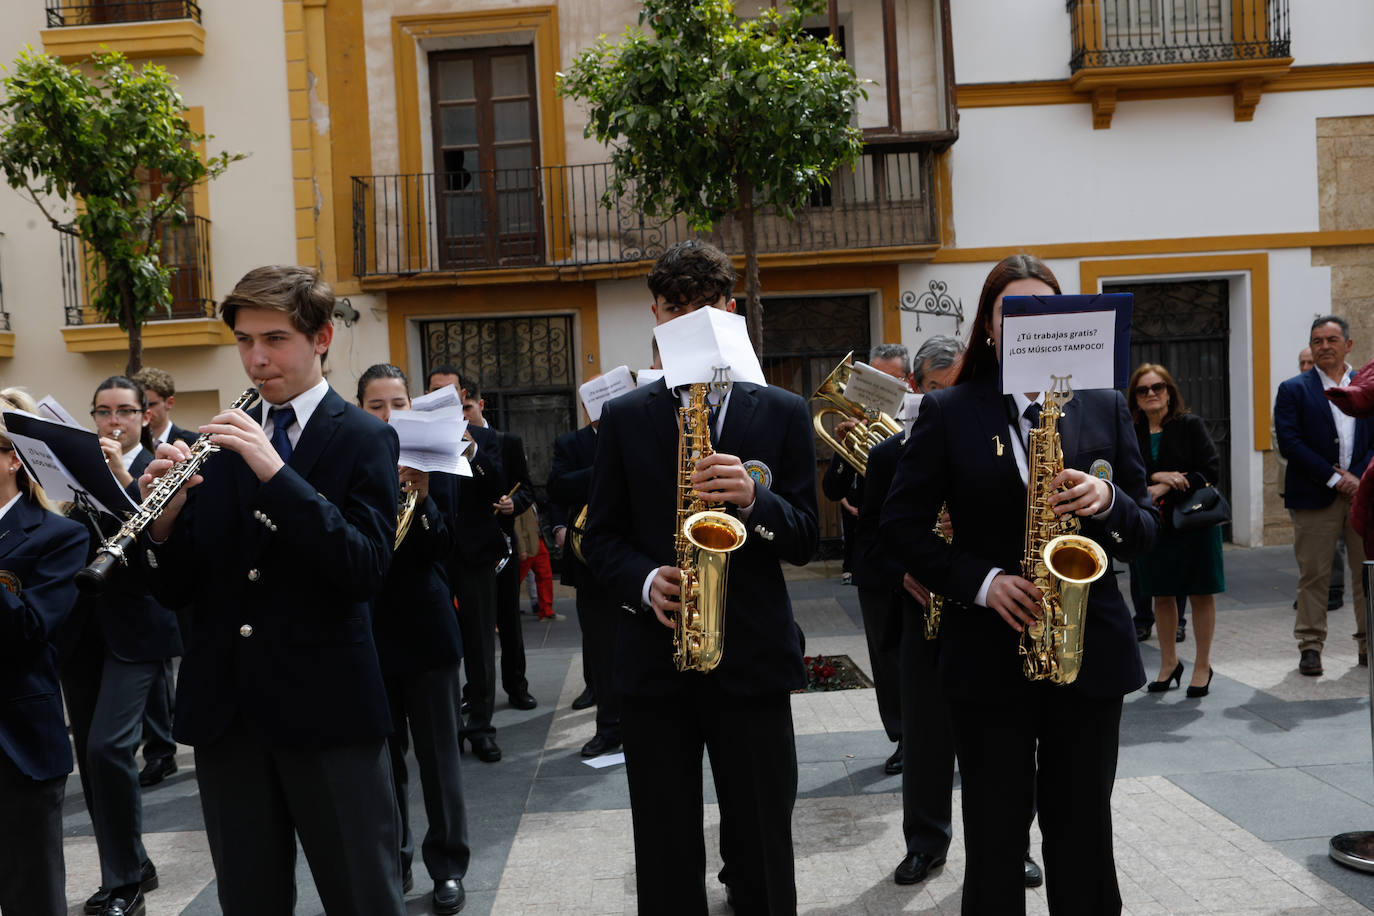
[36,395,85,429]
[3,410,137,516]
[578,366,634,422]
[843,361,909,418]
[655,307,766,389]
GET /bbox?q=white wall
[595,277,658,373]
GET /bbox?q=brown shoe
[1299,649,1323,676]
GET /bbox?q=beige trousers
[1292,496,1368,654]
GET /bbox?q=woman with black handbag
[1130,363,1227,697]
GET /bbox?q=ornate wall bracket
[899,280,963,332]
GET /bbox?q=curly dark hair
[646,240,737,307]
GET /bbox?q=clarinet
[75,386,261,594]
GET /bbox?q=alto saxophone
[674,382,746,672]
[76,386,262,594]
[1018,378,1108,685]
[923,503,951,639]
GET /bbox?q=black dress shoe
[465,734,502,762]
[883,740,903,776]
[581,732,622,758]
[433,878,466,914]
[1176,619,1187,643]
[99,886,145,916]
[508,691,538,711]
[1361,651,1369,667]
[894,851,946,885]
[1024,854,1043,888]
[85,861,157,914]
[402,867,414,893]
[1328,589,1344,611]
[1299,648,1323,676]
[138,755,177,787]
[571,686,597,710]
[1135,622,1153,642]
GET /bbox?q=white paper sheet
[3,409,137,516]
[1000,310,1116,395]
[578,366,635,422]
[654,307,766,389]
[411,384,461,413]
[390,406,469,475]
[635,368,665,388]
[36,395,85,429]
[582,752,626,769]
[843,361,909,418]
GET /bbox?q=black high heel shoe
[1147,661,1184,692]
[1186,667,1214,698]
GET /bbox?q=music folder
[2,409,139,517]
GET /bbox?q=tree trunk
[737,171,763,358]
[121,282,142,377]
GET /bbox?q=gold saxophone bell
[677,510,747,672]
[810,352,902,476]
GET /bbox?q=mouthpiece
[111,428,123,441]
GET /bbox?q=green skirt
[1137,523,1226,597]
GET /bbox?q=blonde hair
[0,387,59,513]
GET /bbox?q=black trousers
[857,587,903,742]
[949,685,1124,916]
[0,752,65,916]
[195,716,405,916]
[577,591,622,737]
[898,595,954,857]
[621,687,797,916]
[140,657,177,763]
[59,611,105,814]
[495,551,530,698]
[86,653,162,888]
[454,564,498,736]
[385,664,470,882]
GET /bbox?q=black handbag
[1172,483,1231,530]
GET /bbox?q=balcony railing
[351,147,937,278]
[61,215,215,325]
[1068,0,1290,71]
[45,0,201,27]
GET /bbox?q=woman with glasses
[61,375,182,916]
[0,388,89,916]
[1129,363,1225,697]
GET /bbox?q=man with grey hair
[909,335,963,393]
[823,343,914,775]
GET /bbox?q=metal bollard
[1329,561,1374,872]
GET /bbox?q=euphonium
[923,502,952,640]
[568,504,589,563]
[811,352,902,476]
[395,486,419,550]
[674,382,746,673]
[1018,378,1108,685]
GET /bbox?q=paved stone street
[61,547,1374,914]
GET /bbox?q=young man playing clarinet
[583,239,818,913]
[139,265,405,915]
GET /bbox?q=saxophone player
[880,255,1158,915]
[583,240,818,914]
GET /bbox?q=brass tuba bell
[810,352,903,476]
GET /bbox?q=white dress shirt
[261,377,330,450]
[1319,364,1356,488]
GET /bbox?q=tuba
[811,352,903,476]
[1018,377,1108,685]
[674,381,746,672]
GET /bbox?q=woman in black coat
[1129,362,1225,697]
[0,388,89,916]
[881,254,1158,915]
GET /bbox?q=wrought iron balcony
[45,0,201,27]
[351,146,937,278]
[60,215,215,325]
[1068,0,1290,71]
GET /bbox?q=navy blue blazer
[144,387,400,747]
[449,424,508,569]
[372,484,463,678]
[1275,367,1374,510]
[853,433,904,592]
[0,497,88,780]
[548,423,605,592]
[880,375,1157,700]
[66,448,182,663]
[583,380,819,696]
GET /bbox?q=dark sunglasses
[1134,382,1167,397]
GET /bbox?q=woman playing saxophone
[880,255,1158,914]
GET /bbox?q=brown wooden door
[429,48,543,269]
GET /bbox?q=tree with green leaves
[0,50,241,375]
[559,0,865,354]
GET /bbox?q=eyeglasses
[90,408,144,420]
[1133,382,1167,397]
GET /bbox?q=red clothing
[519,539,555,617]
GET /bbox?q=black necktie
[1022,401,1041,449]
[268,406,296,462]
[708,398,722,437]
